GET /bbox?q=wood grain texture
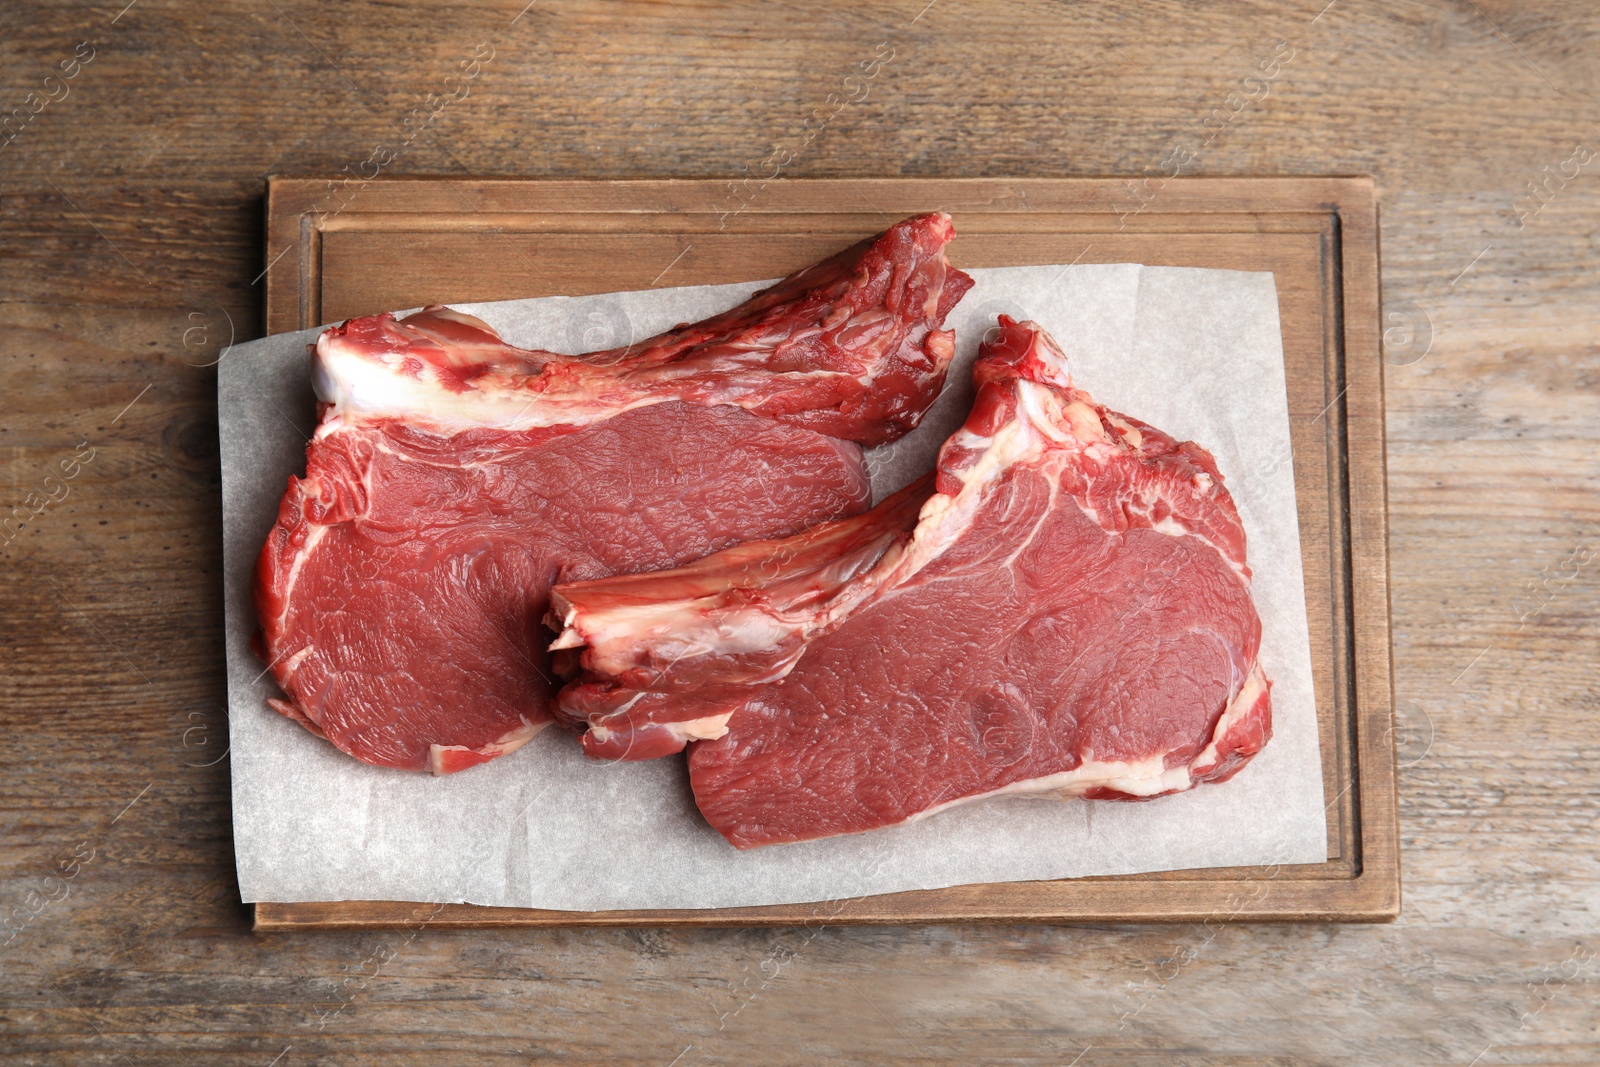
[1,0,1596,1063]
[251,174,1396,928]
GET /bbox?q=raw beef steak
[254,213,973,774]
[549,317,1271,846]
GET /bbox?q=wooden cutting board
[253,176,1397,928]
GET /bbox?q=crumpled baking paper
[220,263,1327,910]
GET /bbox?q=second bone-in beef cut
[550,317,1272,847]
[254,213,973,774]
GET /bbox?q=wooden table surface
[1,1,1595,1063]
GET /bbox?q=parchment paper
[220,264,1327,910]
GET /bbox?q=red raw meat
[254,213,973,774]
[550,317,1271,847]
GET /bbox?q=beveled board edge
[1338,184,1401,913]
[264,176,1381,333]
[254,872,1397,930]
[252,177,1397,928]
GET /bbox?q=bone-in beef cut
[549,317,1271,847]
[254,213,973,774]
